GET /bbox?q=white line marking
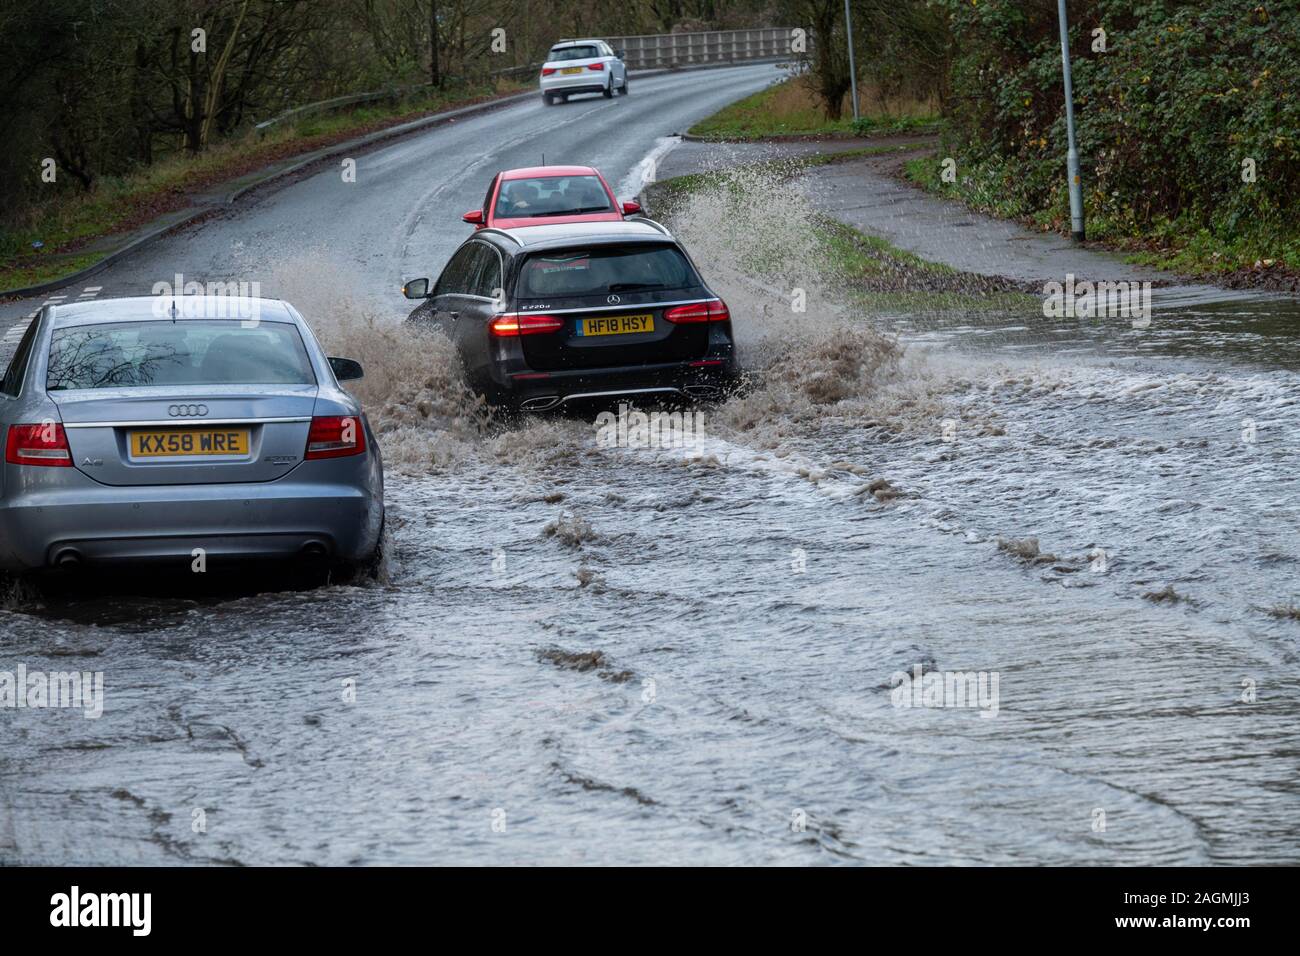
[617,136,681,199]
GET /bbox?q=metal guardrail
[602,27,802,70]
[254,85,429,134]
[497,27,804,79]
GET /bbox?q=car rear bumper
[0,467,383,571]
[503,357,738,410]
[539,76,608,94]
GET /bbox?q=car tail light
[489,313,564,337]
[5,423,72,467]
[541,68,557,76]
[587,63,605,71]
[305,416,366,460]
[664,299,730,324]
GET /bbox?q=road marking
[0,315,33,366]
[395,96,623,265]
[618,135,682,198]
[1,323,29,344]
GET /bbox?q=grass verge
[647,163,1035,315]
[647,143,932,213]
[688,75,940,140]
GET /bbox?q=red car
[462,165,642,230]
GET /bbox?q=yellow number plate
[560,67,583,75]
[577,314,654,337]
[130,428,250,458]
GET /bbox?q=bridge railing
[598,27,805,71]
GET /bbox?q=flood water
[2,170,1298,865]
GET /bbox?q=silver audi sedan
[0,296,383,573]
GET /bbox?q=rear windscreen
[517,246,699,298]
[495,175,613,219]
[549,45,600,61]
[47,320,317,390]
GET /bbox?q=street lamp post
[844,0,860,123]
[1056,0,1085,241]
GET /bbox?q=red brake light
[5,423,71,467]
[664,300,730,324]
[489,313,564,337]
[587,62,605,71]
[541,68,557,76]
[305,416,366,460]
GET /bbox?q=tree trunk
[184,43,205,154]
[131,40,153,166]
[198,0,251,149]
[430,0,442,87]
[808,0,849,122]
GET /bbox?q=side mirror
[621,200,642,216]
[402,277,430,299]
[462,209,484,225]
[329,357,364,382]
[616,49,625,60]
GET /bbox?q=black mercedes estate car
[402,220,737,410]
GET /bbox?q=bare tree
[430,0,442,86]
[799,0,850,120]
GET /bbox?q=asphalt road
[5,60,1299,867]
[0,63,783,333]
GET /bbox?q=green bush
[935,0,1299,259]
[850,115,942,135]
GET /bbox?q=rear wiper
[607,283,664,292]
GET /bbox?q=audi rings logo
[607,294,621,304]
[168,404,208,417]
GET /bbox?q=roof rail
[636,217,672,237]
[479,227,523,246]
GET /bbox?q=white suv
[539,39,628,105]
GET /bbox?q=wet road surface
[3,70,1300,865]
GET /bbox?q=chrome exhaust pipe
[520,396,562,411]
[300,541,329,559]
[684,384,722,398]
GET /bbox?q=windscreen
[516,245,699,298]
[549,45,600,62]
[47,320,317,390]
